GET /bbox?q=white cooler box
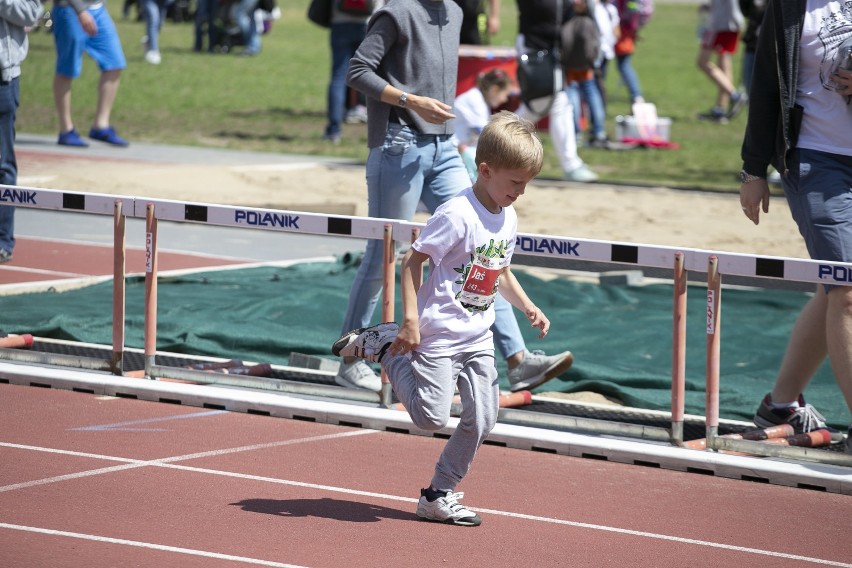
[614,115,672,142]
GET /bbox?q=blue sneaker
[57,128,89,147]
[89,126,129,147]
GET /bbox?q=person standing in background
[323,0,383,144]
[0,0,43,264]
[234,0,261,56]
[453,0,500,44]
[52,0,130,147]
[696,0,747,122]
[515,0,599,182]
[142,0,173,64]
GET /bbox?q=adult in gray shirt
[0,0,43,264]
[339,0,574,401]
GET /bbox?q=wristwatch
[738,170,764,184]
[398,92,408,108]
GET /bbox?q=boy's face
[476,163,537,210]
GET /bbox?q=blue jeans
[0,78,19,254]
[194,0,218,52]
[143,0,170,52]
[325,22,367,138]
[568,77,607,141]
[340,124,525,359]
[235,0,260,54]
[616,53,643,102]
[782,148,852,292]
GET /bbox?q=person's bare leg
[770,289,828,403]
[93,69,121,130]
[697,48,735,102]
[53,74,74,133]
[715,52,734,108]
[825,286,852,413]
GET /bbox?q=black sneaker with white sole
[331,322,399,363]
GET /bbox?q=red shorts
[701,30,739,54]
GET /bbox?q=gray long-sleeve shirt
[347,0,462,148]
[0,0,42,82]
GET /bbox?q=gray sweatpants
[383,349,499,492]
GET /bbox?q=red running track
[0,237,247,286]
[1,383,850,568]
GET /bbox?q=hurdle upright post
[379,223,395,407]
[144,203,159,379]
[671,252,687,445]
[705,256,722,448]
[111,200,126,375]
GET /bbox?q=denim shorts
[782,148,852,291]
[53,4,127,78]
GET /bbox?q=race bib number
[459,254,502,308]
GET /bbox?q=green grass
[20,0,750,190]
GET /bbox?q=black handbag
[308,0,332,28]
[516,49,558,106]
[515,0,563,114]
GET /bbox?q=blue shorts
[53,4,126,78]
[782,148,852,291]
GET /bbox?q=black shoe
[0,248,11,264]
[753,393,842,441]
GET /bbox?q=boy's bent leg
[383,352,455,431]
[430,351,498,493]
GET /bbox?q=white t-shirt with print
[796,0,852,156]
[412,186,517,357]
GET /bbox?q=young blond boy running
[332,111,551,526]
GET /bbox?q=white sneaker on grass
[507,349,574,392]
[144,50,161,65]
[332,322,399,363]
[334,360,381,391]
[564,164,599,182]
[416,490,481,526]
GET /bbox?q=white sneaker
[416,490,481,526]
[344,104,368,124]
[334,360,381,391]
[144,50,161,65]
[564,164,599,182]
[331,322,399,363]
[507,349,574,392]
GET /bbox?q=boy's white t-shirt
[796,0,852,156]
[412,187,518,357]
[452,86,491,147]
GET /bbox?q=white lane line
[0,523,309,568]
[69,409,227,431]
[0,430,377,493]
[2,435,849,566]
[0,463,147,493]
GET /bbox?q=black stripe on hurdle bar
[328,217,352,236]
[611,244,639,264]
[62,193,85,211]
[184,204,208,223]
[755,257,785,278]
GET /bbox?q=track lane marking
[0,523,309,568]
[1,435,849,566]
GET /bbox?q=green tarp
[1,256,848,428]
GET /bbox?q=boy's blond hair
[475,111,544,175]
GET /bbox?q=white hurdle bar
[3,186,852,463]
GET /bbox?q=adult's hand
[739,178,770,225]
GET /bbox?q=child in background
[333,111,552,526]
[452,68,513,181]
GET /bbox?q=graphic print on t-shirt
[817,2,852,91]
[454,238,509,312]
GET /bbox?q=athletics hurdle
[0,186,131,375]
[3,187,852,463]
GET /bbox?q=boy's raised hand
[525,306,550,339]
